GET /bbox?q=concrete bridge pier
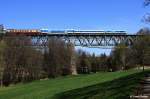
[68,43,77,75]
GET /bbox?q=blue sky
[0,0,149,55]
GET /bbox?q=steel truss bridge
[30,34,139,48]
[0,28,146,48]
[1,33,142,48]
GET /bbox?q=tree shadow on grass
[53,71,149,99]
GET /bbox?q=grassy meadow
[0,69,148,99]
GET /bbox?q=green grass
[0,69,148,99]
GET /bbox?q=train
[5,29,127,36]
[6,29,43,36]
[65,30,127,35]
[0,25,127,36]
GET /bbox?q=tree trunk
[0,79,2,87]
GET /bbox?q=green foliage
[76,50,91,74]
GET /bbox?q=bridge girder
[0,34,141,48]
[29,34,138,48]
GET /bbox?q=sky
[0,0,150,55]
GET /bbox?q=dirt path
[131,74,150,99]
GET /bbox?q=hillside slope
[0,70,148,99]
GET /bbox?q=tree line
[76,28,150,74]
[0,36,75,86]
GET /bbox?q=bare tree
[43,38,76,78]
[2,36,43,86]
[144,0,150,6]
[143,0,150,23]
[0,40,7,87]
